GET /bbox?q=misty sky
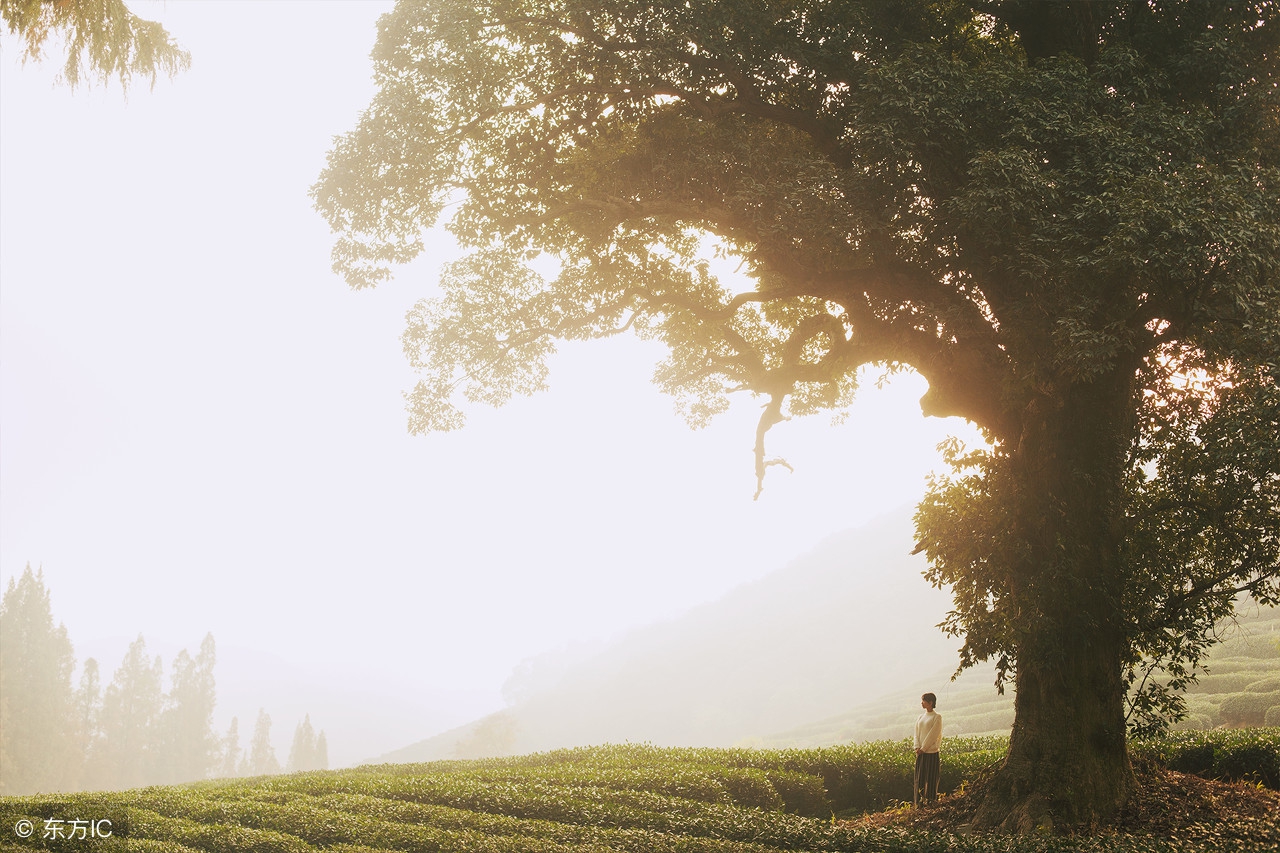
[0,1,982,765]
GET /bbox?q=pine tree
[287,714,327,772]
[75,658,104,790]
[157,633,217,784]
[0,692,9,787]
[314,730,329,771]
[242,708,279,776]
[217,716,242,779]
[0,566,80,794]
[286,714,313,772]
[98,635,164,789]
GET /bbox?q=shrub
[942,749,1004,793]
[1162,741,1218,779]
[1245,676,1280,693]
[1219,691,1280,726]
[1195,658,1277,676]
[949,708,1015,734]
[763,770,828,817]
[1138,728,1280,788]
[1223,635,1280,659]
[1187,672,1265,694]
[1215,741,1280,788]
[707,768,784,811]
[1171,713,1213,731]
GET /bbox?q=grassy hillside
[2,731,1277,852]
[764,602,1280,747]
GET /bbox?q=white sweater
[914,709,942,754]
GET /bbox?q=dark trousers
[914,751,940,806]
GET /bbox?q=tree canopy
[1,0,188,90]
[315,0,1279,830]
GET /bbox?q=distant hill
[376,507,966,762]
[375,508,1280,764]
[758,662,1010,748]
[763,601,1280,747]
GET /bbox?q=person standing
[914,692,942,806]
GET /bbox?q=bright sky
[0,1,982,765]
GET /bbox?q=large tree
[313,0,1280,830]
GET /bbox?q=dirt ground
[844,761,1280,839]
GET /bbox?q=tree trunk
[974,626,1134,831]
[973,367,1138,831]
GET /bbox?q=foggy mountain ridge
[372,505,965,763]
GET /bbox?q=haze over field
[381,507,969,763]
[1,1,983,771]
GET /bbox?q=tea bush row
[356,731,1275,814]
[1131,726,1280,788]
[178,771,838,850]
[2,731,1278,853]
[2,799,1276,853]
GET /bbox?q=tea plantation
[3,730,1277,853]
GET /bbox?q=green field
[2,730,1277,852]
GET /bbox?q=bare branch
[753,395,792,499]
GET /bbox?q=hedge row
[1132,727,1280,788]
[356,729,1276,816]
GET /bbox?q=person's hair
[922,692,937,708]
